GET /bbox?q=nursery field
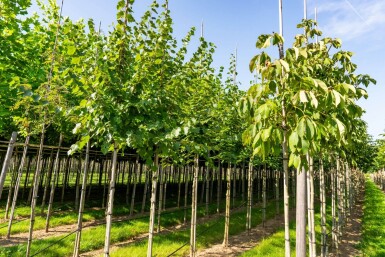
[1,0,384,257]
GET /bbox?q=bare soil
[195,210,296,257]
[328,185,364,257]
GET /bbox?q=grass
[358,179,385,257]
[110,200,279,256]
[0,197,253,257]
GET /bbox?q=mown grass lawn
[358,179,385,257]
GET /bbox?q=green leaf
[261,126,273,142]
[279,59,290,72]
[299,90,308,103]
[256,34,272,49]
[309,91,318,108]
[332,90,341,106]
[289,131,299,150]
[67,45,76,56]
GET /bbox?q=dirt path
[328,184,365,257]
[195,210,296,257]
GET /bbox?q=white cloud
[317,0,385,41]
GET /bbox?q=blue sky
[32,0,385,139]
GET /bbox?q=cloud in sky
[317,0,385,41]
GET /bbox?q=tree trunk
[141,165,149,214]
[320,158,327,257]
[307,154,316,257]
[22,156,32,200]
[75,157,82,211]
[246,160,253,235]
[190,155,199,257]
[5,155,18,219]
[296,166,307,257]
[130,157,139,216]
[223,163,232,247]
[262,166,266,228]
[332,165,337,249]
[205,154,210,215]
[217,162,221,213]
[26,123,45,257]
[157,165,164,233]
[73,141,90,257]
[61,157,71,204]
[87,156,96,200]
[275,170,280,217]
[6,135,30,238]
[0,132,18,200]
[41,148,55,214]
[45,134,63,232]
[104,144,118,257]
[177,166,181,208]
[184,166,189,224]
[125,162,132,205]
[147,151,160,257]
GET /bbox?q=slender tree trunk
[307,154,316,257]
[87,156,96,200]
[320,158,327,257]
[22,156,32,200]
[336,158,342,254]
[26,123,46,257]
[41,148,54,214]
[6,135,30,238]
[332,166,337,249]
[104,144,118,257]
[141,165,149,214]
[146,152,160,257]
[232,166,236,207]
[74,157,82,211]
[205,153,210,215]
[0,132,18,200]
[246,160,253,235]
[45,134,63,232]
[157,165,164,232]
[177,166,181,208]
[125,162,132,205]
[5,155,18,219]
[130,157,139,216]
[296,166,307,257]
[184,166,189,224]
[275,170,280,217]
[190,155,199,257]
[262,166,266,228]
[223,163,232,247]
[73,141,90,257]
[61,157,71,204]
[217,162,221,213]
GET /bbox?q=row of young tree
[0,0,377,257]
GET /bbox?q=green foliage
[241,19,376,169]
[374,133,385,170]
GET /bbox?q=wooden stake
[45,134,63,231]
[0,132,18,200]
[104,144,118,257]
[73,141,90,257]
[6,135,30,238]
[146,151,159,257]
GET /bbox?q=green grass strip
[358,179,385,257]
